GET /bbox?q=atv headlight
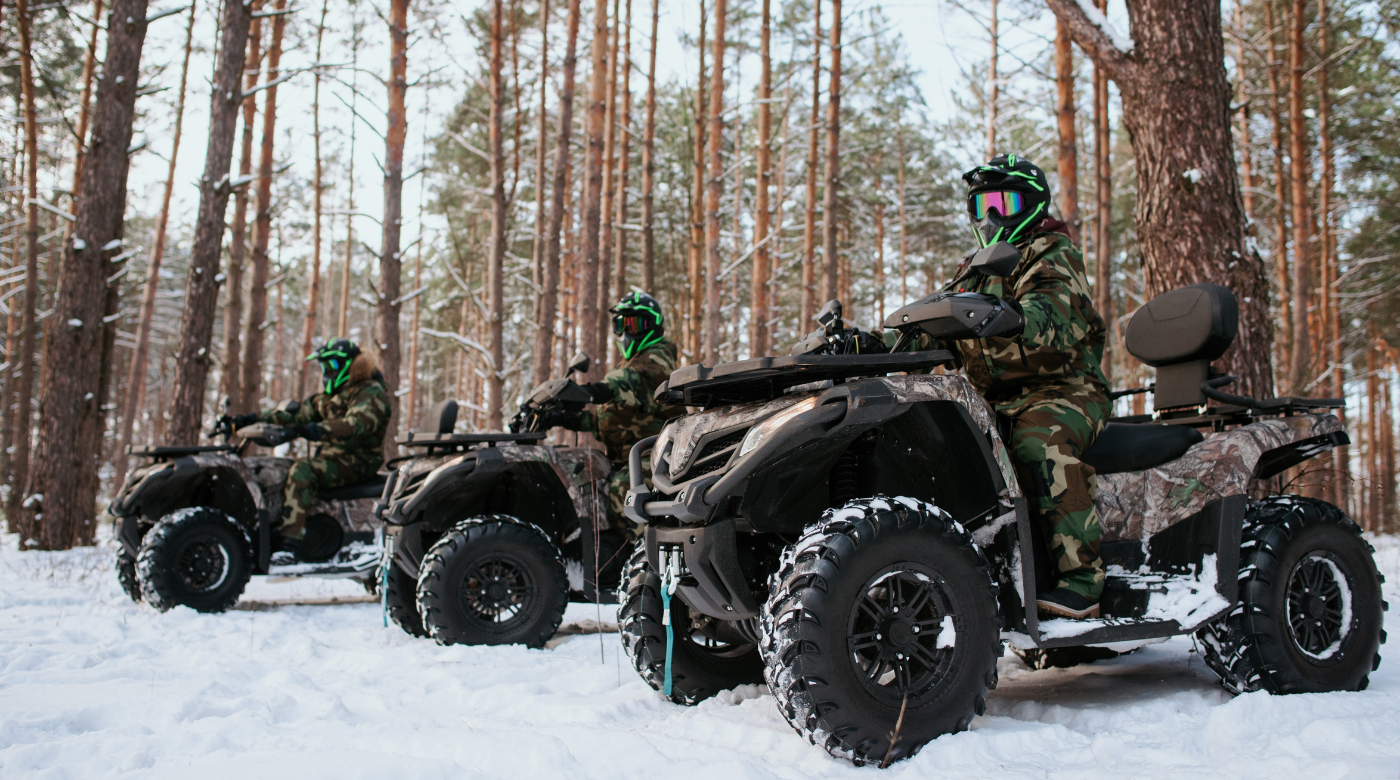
[738,397,819,457]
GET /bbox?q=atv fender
[110,454,258,530]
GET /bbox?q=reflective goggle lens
[613,315,644,336]
[972,191,1024,220]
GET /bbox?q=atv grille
[674,427,749,483]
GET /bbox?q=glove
[534,406,583,431]
[291,422,326,442]
[976,298,1025,339]
[230,413,259,429]
[582,382,614,404]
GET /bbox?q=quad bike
[620,242,1387,765]
[110,411,388,613]
[376,353,630,647]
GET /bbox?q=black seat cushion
[320,473,390,501]
[1081,423,1205,475]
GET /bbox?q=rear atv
[377,354,632,648]
[621,244,1386,765]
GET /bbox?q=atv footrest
[1034,617,1187,648]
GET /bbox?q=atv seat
[320,473,390,501]
[1080,423,1204,475]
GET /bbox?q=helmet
[609,292,664,360]
[962,153,1051,247]
[307,338,361,395]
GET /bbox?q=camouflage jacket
[259,374,392,467]
[580,339,685,464]
[953,232,1109,415]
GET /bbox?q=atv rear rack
[399,431,547,448]
[661,350,955,408]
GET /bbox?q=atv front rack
[399,431,547,448]
[662,350,955,408]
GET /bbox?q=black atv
[620,242,1387,765]
[111,410,390,613]
[376,353,631,647]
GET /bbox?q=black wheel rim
[847,564,957,704]
[174,534,231,593]
[458,554,537,628]
[1285,552,1351,663]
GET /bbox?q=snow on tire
[761,496,1001,766]
[1197,495,1387,695]
[617,544,764,705]
[416,516,568,648]
[136,507,252,614]
[385,559,428,638]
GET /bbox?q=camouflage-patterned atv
[376,354,628,647]
[111,413,387,613]
[620,244,1386,765]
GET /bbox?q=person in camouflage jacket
[956,154,1111,618]
[227,339,391,555]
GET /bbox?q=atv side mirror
[429,399,458,434]
[968,241,1020,277]
[567,352,591,376]
[816,299,844,336]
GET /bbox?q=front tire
[763,497,1002,766]
[1197,495,1386,695]
[117,550,142,603]
[385,561,427,637]
[618,544,764,704]
[416,516,568,647]
[136,507,252,613]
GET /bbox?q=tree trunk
[611,0,634,311]
[115,0,197,483]
[535,0,581,387]
[301,0,331,396]
[702,0,728,364]
[987,0,999,157]
[378,0,410,444]
[167,0,256,444]
[598,0,621,365]
[1047,0,1274,397]
[1231,0,1255,221]
[68,0,106,197]
[1285,0,1310,394]
[897,112,908,305]
[8,0,43,516]
[338,13,362,340]
[487,0,507,430]
[221,4,265,410]
[1055,19,1080,245]
[25,0,151,548]
[802,0,821,327]
[687,0,707,361]
[1266,0,1291,372]
[530,0,552,372]
[749,0,772,358]
[1317,0,1347,508]
[241,0,288,412]
[580,0,610,375]
[1092,0,1112,382]
[639,0,659,293]
[820,0,841,305]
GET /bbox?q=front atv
[622,258,1384,765]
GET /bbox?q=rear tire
[1197,495,1386,694]
[762,497,1002,766]
[116,550,142,603]
[416,516,568,647]
[137,507,252,613]
[618,544,764,704]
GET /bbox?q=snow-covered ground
[3,536,1399,779]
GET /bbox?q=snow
[1072,0,1135,53]
[3,535,1399,777]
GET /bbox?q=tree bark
[530,0,552,365]
[1046,0,1274,397]
[8,0,43,516]
[611,0,633,311]
[1231,0,1255,220]
[702,0,728,364]
[896,111,908,305]
[1092,0,1113,383]
[115,0,197,483]
[221,4,265,410]
[1265,0,1291,370]
[1055,19,1080,245]
[820,0,841,305]
[167,0,256,444]
[301,0,331,396]
[241,0,288,412]
[687,0,707,360]
[25,0,151,547]
[1316,0,1347,506]
[987,0,999,158]
[580,0,610,375]
[534,0,581,387]
[802,0,821,327]
[599,0,621,364]
[378,0,410,444]
[337,12,362,339]
[487,0,507,430]
[1285,0,1311,394]
[639,0,659,293]
[749,0,772,357]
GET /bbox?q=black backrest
[1125,284,1238,410]
[425,399,459,434]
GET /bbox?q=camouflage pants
[281,455,377,539]
[1006,390,1111,601]
[607,466,640,540]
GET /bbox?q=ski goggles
[612,313,652,336]
[970,190,1026,220]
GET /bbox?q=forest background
[0,0,1396,548]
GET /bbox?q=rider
[955,153,1111,619]
[226,339,392,560]
[538,292,684,537]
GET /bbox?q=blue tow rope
[662,585,675,696]
[380,538,391,628]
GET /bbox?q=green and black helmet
[308,338,361,395]
[610,292,664,360]
[962,153,1051,247]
